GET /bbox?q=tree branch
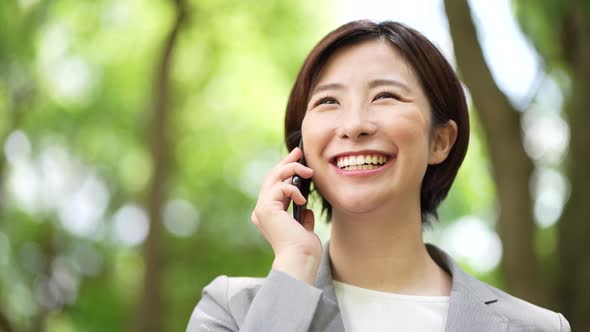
[134,1,187,332]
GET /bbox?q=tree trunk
[444,0,551,307]
[557,6,590,330]
[134,1,186,332]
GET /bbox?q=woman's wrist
[272,252,321,285]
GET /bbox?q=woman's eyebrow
[311,83,345,96]
[368,78,411,92]
[311,79,410,96]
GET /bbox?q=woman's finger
[261,163,312,193]
[270,162,313,183]
[272,147,313,178]
[275,182,307,206]
[277,147,303,166]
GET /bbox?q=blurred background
[1,0,588,331]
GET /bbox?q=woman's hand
[251,147,323,284]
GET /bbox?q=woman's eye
[373,92,400,101]
[317,97,338,105]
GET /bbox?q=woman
[187,20,570,332]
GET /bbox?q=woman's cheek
[301,114,334,154]
[386,115,429,148]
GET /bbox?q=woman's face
[301,39,448,216]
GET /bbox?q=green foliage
[0,1,504,331]
[512,0,567,71]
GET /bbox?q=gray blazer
[187,243,570,331]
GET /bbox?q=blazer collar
[314,241,507,332]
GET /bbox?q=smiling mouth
[334,154,391,171]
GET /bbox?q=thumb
[302,209,315,232]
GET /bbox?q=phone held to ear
[291,139,311,223]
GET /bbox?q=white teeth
[335,154,390,169]
[341,164,380,171]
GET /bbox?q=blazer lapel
[314,243,345,332]
[426,244,508,332]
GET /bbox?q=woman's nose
[336,108,378,141]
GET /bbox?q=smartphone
[291,139,311,223]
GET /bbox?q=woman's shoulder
[426,243,570,331]
[188,275,267,331]
[448,260,569,331]
[476,280,570,331]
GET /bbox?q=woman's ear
[428,120,458,165]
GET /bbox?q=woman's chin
[331,195,386,215]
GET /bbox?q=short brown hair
[284,20,469,225]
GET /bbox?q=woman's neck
[329,202,451,296]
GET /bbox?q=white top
[333,281,450,332]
